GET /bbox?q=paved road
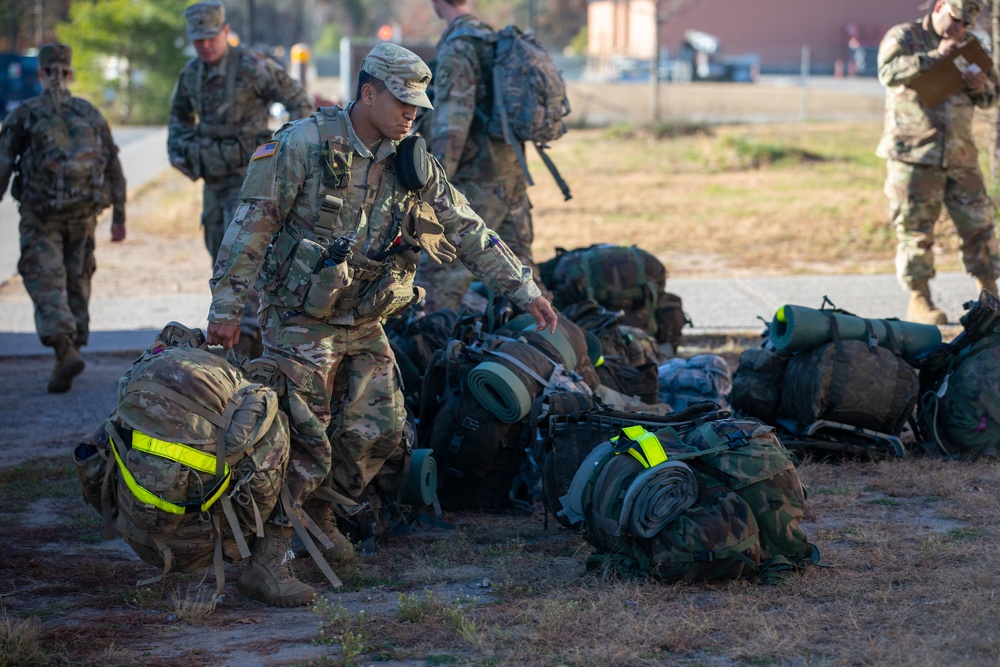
[0,112,984,357]
[0,269,983,356]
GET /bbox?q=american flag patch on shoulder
[252,141,279,160]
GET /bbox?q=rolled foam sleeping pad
[768,304,943,360]
[467,360,534,423]
[583,330,604,366]
[402,448,438,506]
[520,322,577,370]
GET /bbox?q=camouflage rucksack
[540,245,690,349]
[915,290,1000,459]
[74,325,342,595]
[450,20,573,199]
[561,417,819,583]
[17,96,112,217]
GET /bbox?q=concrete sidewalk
[0,270,981,357]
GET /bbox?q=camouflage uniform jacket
[168,45,313,183]
[0,88,125,217]
[209,104,541,327]
[430,14,522,182]
[876,14,999,167]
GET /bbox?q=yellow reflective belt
[619,425,668,468]
[112,432,232,516]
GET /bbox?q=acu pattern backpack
[15,95,113,217]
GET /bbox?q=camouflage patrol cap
[185,0,226,41]
[360,43,433,110]
[946,0,983,22]
[38,43,72,70]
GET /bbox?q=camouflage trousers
[17,209,97,347]
[260,306,406,510]
[414,175,549,311]
[204,176,261,333]
[885,159,1000,288]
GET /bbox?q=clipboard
[909,38,993,108]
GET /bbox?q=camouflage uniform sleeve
[429,39,480,176]
[877,25,934,87]
[259,58,314,121]
[167,66,197,163]
[208,127,307,324]
[420,155,541,308]
[100,120,126,224]
[208,200,282,324]
[0,107,26,199]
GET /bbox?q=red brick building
[588,0,939,75]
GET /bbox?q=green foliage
[566,26,588,56]
[314,23,344,55]
[56,0,190,124]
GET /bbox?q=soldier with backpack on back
[0,43,126,393]
[416,0,559,311]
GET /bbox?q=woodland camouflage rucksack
[540,245,690,349]
[915,290,1000,459]
[561,416,819,583]
[16,96,112,216]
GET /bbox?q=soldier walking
[414,0,550,311]
[0,44,126,393]
[205,43,557,606]
[168,0,313,357]
[877,0,1000,324]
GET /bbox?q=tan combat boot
[48,334,85,393]
[907,281,947,325]
[975,275,998,297]
[303,499,355,563]
[238,524,317,607]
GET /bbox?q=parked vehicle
[0,53,41,117]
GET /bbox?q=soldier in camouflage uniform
[0,44,126,393]
[168,0,313,356]
[206,43,558,606]
[877,0,1000,324]
[414,0,549,311]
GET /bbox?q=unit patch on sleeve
[252,141,279,160]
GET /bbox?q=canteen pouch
[263,233,327,309]
[302,262,352,320]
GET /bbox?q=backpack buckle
[692,550,715,562]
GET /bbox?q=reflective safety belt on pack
[111,431,233,515]
[611,425,668,468]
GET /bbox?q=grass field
[3,99,1000,665]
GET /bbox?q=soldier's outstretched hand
[111,221,126,242]
[526,295,558,334]
[207,321,240,349]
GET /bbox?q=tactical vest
[183,46,275,181]
[255,106,426,324]
[16,95,112,217]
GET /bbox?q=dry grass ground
[4,107,1000,665]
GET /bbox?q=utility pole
[651,0,661,123]
[992,1,999,182]
[35,0,42,46]
[246,0,255,47]
[10,0,18,51]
